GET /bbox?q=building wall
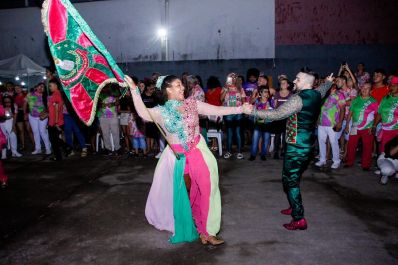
[0,0,274,64]
[276,0,398,45]
[0,0,397,84]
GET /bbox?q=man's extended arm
[253,94,303,122]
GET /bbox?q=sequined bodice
[159,98,199,150]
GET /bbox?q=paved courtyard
[0,152,397,265]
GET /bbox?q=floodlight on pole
[157,28,167,40]
[15,76,20,81]
[21,81,26,86]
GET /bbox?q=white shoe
[374,170,381,175]
[12,152,22,158]
[315,160,326,167]
[32,149,42,155]
[45,149,52,155]
[380,175,388,185]
[236,153,244,160]
[223,152,232,159]
[331,162,340,169]
[155,152,162,159]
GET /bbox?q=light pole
[157,0,169,61]
[157,28,167,61]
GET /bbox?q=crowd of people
[0,62,397,188]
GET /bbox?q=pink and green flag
[41,0,127,125]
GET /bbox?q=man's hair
[299,72,315,87]
[374,68,387,76]
[246,68,260,80]
[338,75,347,83]
[258,85,270,94]
[206,76,221,89]
[186,75,198,85]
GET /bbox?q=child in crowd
[249,86,273,161]
[128,112,147,157]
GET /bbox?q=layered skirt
[145,135,221,243]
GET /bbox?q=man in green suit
[252,71,334,230]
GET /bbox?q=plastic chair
[207,115,223,156]
[96,132,115,152]
[269,134,275,153]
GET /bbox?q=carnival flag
[41,0,127,125]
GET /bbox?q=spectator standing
[62,90,88,157]
[221,73,246,159]
[316,79,346,169]
[371,69,389,103]
[141,81,159,155]
[97,84,121,155]
[186,75,205,101]
[24,84,51,155]
[205,76,223,151]
[47,80,66,161]
[249,86,273,161]
[1,96,22,158]
[373,76,398,153]
[14,85,33,150]
[0,105,8,188]
[355,63,370,89]
[344,82,378,170]
[336,73,357,158]
[119,90,133,154]
[272,78,292,159]
[243,68,259,100]
[128,112,147,157]
[205,76,223,106]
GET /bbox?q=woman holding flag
[42,0,253,245]
[125,75,252,245]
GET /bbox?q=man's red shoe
[283,218,307,230]
[280,207,292,215]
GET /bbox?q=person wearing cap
[251,71,334,230]
[124,74,252,246]
[372,76,398,154]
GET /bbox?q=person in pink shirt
[355,63,370,88]
[221,73,246,159]
[316,79,346,169]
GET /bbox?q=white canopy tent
[0,54,46,88]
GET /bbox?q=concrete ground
[0,151,397,265]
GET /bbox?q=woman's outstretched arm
[197,101,252,116]
[124,75,157,122]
